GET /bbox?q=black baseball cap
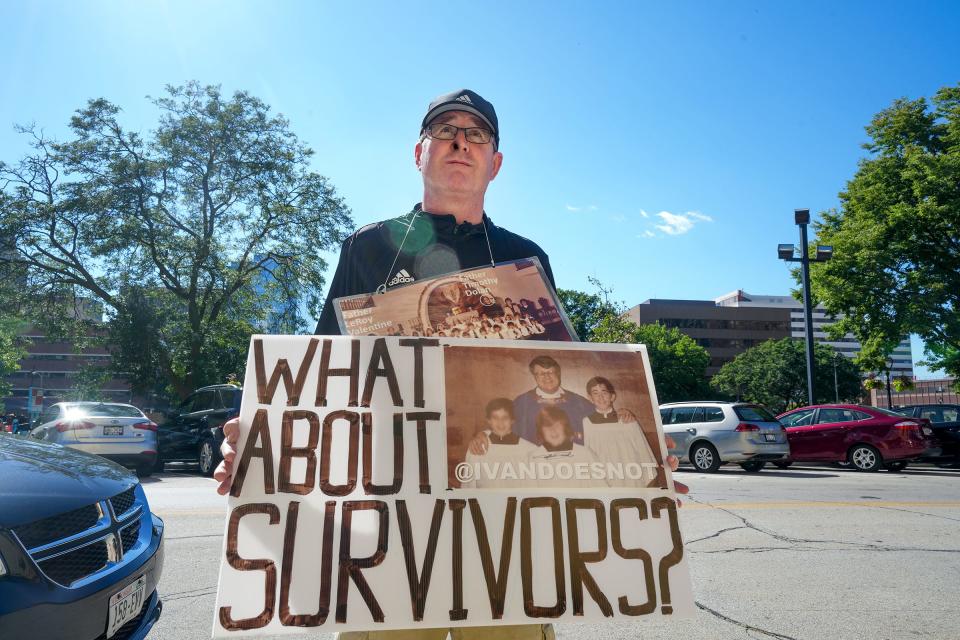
[421,89,499,146]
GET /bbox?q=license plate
[107,574,146,638]
[764,434,777,442]
[103,425,123,436]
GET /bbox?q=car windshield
[67,404,144,418]
[871,407,906,417]
[735,405,777,422]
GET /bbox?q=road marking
[684,500,960,510]
[153,500,960,517]
[156,508,228,516]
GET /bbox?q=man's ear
[489,150,503,181]
[414,141,424,171]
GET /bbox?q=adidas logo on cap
[456,94,473,104]
[388,269,415,287]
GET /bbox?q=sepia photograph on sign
[444,344,669,491]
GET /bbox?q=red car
[775,404,934,472]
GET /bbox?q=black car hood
[0,436,136,528]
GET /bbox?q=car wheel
[199,438,221,477]
[739,461,766,472]
[772,460,793,469]
[153,453,165,473]
[884,461,908,472]
[690,443,721,473]
[135,464,153,478]
[849,444,882,472]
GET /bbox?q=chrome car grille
[12,485,144,586]
[37,537,111,585]
[110,487,137,517]
[12,503,102,549]
[120,521,140,554]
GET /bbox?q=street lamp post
[29,371,46,421]
[885,364,894,409]
[778,209,833,406]
[833,352,839,403]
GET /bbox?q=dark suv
[894,404,960,467]
[155,384,241,476]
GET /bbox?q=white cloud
[639,209,650,218]
[639,230,656,238]
[565,204,599,212]
[653,210,713,236]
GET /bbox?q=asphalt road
[143,463,960,640]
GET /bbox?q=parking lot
[144,463,960,640]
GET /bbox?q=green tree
[559,283,712,403]
[557,277,621,341]
[0,82,352,399]
[591,316,711,403]
[64,364,114,402]
[710,338,864,414]
[0,314,27,409]
[807,84,960,389]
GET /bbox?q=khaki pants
[338,624,555,640]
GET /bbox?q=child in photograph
[460,398,538,489]
[582,376,658,487]
[528,406,606,488]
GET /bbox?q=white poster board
[213,336,694,636]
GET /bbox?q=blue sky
[2,1,957,377]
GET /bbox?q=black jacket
[315,204,555,335]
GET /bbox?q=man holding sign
[215,89,687,639]
[313,89,555,336]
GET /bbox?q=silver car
[659,401,790,472]
[29,402,159,477]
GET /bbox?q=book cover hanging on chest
[332,257,579,341]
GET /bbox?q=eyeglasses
[424,122,495,145]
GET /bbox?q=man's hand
[663,435,689,501]
[467,431,490,456]
[616,407,637,423]
[214,418,240,495]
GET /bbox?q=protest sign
[333,258,577,341]
[213,336,694,636]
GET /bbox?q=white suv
[659,401,790,472]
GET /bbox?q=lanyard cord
[376,209,497,294]
[377,209,420,294]
[481,215,496,268]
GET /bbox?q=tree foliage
[0,314,27,408]
[63,365,114,402]
[710,338,864,414]
[559,283,711,403]
[808,84,960,388]
[557,278,621,341]
[592,316,712,403]
[0,83,352,398]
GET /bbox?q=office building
[626,290,913,378]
